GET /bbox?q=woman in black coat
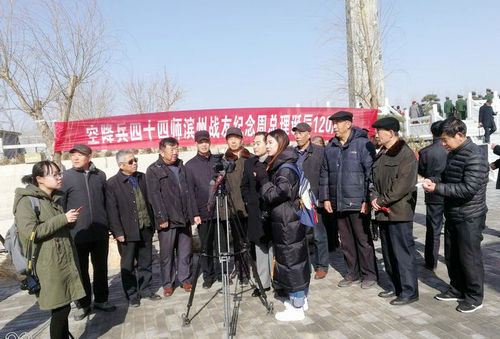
[254,129,310,322]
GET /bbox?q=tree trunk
[33,101,55,159]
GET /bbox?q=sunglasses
[123,158,138,165]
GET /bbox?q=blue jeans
[311,209,329,271]
[289,288,309,307]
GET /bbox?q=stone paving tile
[0,186,499,338]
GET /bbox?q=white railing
[380,91,499,142]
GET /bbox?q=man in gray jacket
[62,144,116,321]
[293,122,329,279]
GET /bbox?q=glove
[253,162,269,185]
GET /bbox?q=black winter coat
[106,171,155,242]
[185,153,218,222]
[479,104,496,127]
[298,143,324,198]
[433,138,489,221]
[62,163,108,244]
[241,155,271,245]
[146,156,197,229]
[260,148,310,292]
[418,138,448,204]
[370,139,418,222]
[493,145,500,189]
[319,127,375,212]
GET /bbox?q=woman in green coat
[14,161,85,339]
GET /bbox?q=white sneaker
[275,306,305,322]
[284,297,308,311]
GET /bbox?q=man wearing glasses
[146,138,201,297]
[62,144,116,321]
[106,150,161,307]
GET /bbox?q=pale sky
[8,0,500,134]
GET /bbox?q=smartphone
[75,206,84,213]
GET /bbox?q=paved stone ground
[1,186,499,339]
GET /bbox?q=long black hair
[22,161,61,187]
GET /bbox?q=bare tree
[123,67,183,114]
[70,77,115,120]
[0,2,56,149]
[0,0,111,159]
[325,0,399,109]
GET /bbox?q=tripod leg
[226,204,273,313]
[182,218,217,325]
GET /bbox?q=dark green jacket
[370,139,418,222]
[13,185,85,310]
[444,100,454,116]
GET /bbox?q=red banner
[54,107,378,151]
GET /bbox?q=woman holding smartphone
[14,161,84,339]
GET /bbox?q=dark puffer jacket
[319,127,375,212]
[433,138,489,220]
[260,148,310,292]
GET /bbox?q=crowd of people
[13,111,490,337]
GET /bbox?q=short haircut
[311,135,325,146]
[116,149,134,164]
[254,131,268,139]
[440,117,467,137]
[159,137,179,150]
[430,121,444,137]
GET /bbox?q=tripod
[181,171,273,338]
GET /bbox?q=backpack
[279,163,318,227]
[4,196,41,275]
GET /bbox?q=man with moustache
[62,144,116,320]
[319,112,377,289]
[185,131,221,289]
[241,131,272,296]
[293,122,329,280]
[106,150,161,307]
[146,137,201,297]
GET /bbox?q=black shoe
[252,287,270,297]
[435,290,464,302]
[93,301,116,312]
[378,290,396,298]
[456,302,483,313]
[390,296,419,305]
[202,280,214,289]
[73,306,91,321]
[146,293,162,301]
[129,298,140,308]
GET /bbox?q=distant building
[0,130,24,158]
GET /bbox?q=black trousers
[50,304,71,339]
[198,220,218,282]
[379,221,418,298]
[117,228,154,301]
[75,239,109,308]
[337,211,377,281]
[484,123,496,143]
[445,215,485,305]
[424,203,444,269]
[231,217,250,280]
